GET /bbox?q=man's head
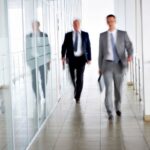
[32,20,40,32]
[73,19,81,32]
[106,14,116,31]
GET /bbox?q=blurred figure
[98,14,133,121]
[26,21,51,107]
[62,19,91,103]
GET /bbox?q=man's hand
[47,61,51,70]
[99,69,103,75]
[128,56,133,62]
[62,58,66,69]
[62,57,66,63]
[87,61,91,65]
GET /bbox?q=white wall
[141,0,150,115]
[82,0,114,60]
[114,0,126,30]
[0,0,7,36]
[115,0,137,47]
[0,0,10,86]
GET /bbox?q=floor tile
[29,65,150,150]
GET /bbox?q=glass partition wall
[0,0,82,149]
[0,0,13,150]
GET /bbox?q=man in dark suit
[62,19,91,103]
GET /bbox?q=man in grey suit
[98,14,133,120]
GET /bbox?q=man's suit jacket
[26,32,51,70]
[98,30,133,71]
[61,31,91,63]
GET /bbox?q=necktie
[110,33,120,63]
[74,32,78,52]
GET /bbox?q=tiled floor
[29,63,150,150]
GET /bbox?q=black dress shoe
[116,111,122,117]
[108,115,114,121]
[75,99,80,104]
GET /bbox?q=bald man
[62,19,91,103]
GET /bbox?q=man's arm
[61,33,68,59]
[98,34,103,73]
[44,33,51,57]
[86,33,91,63]
[45,33,51,70]
[124,32,133,61]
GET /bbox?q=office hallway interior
[1,0,150,149]
[29,61,150,150]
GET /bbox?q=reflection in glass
[0,0,13,149]
[26,21,51,121]
[0,0,82,149]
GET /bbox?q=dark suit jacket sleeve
[86,33,92,61]
[98,34,103,70]
[61,33,68,58]
[45,33,51,61]
[125,32,133,57]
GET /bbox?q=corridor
[29,63,150,150]
[1,0,150,149]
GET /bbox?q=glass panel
[43,1,52,116]
[23,0,38,142]
[0,0,13,149]
[7,0,28,149]
[51,0,59,106]
[49,0,57,109]
[0,0,83,149]
[35,0,46,126]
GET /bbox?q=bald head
[73,19,81,32]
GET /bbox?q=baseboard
[127,82,134,86]
[144,115,150,122]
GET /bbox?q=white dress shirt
[106,29,117,61]
[73,31,83,57]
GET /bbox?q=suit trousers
[103,61,125,115]
[68,55,86,99]
[31,64,48,99]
